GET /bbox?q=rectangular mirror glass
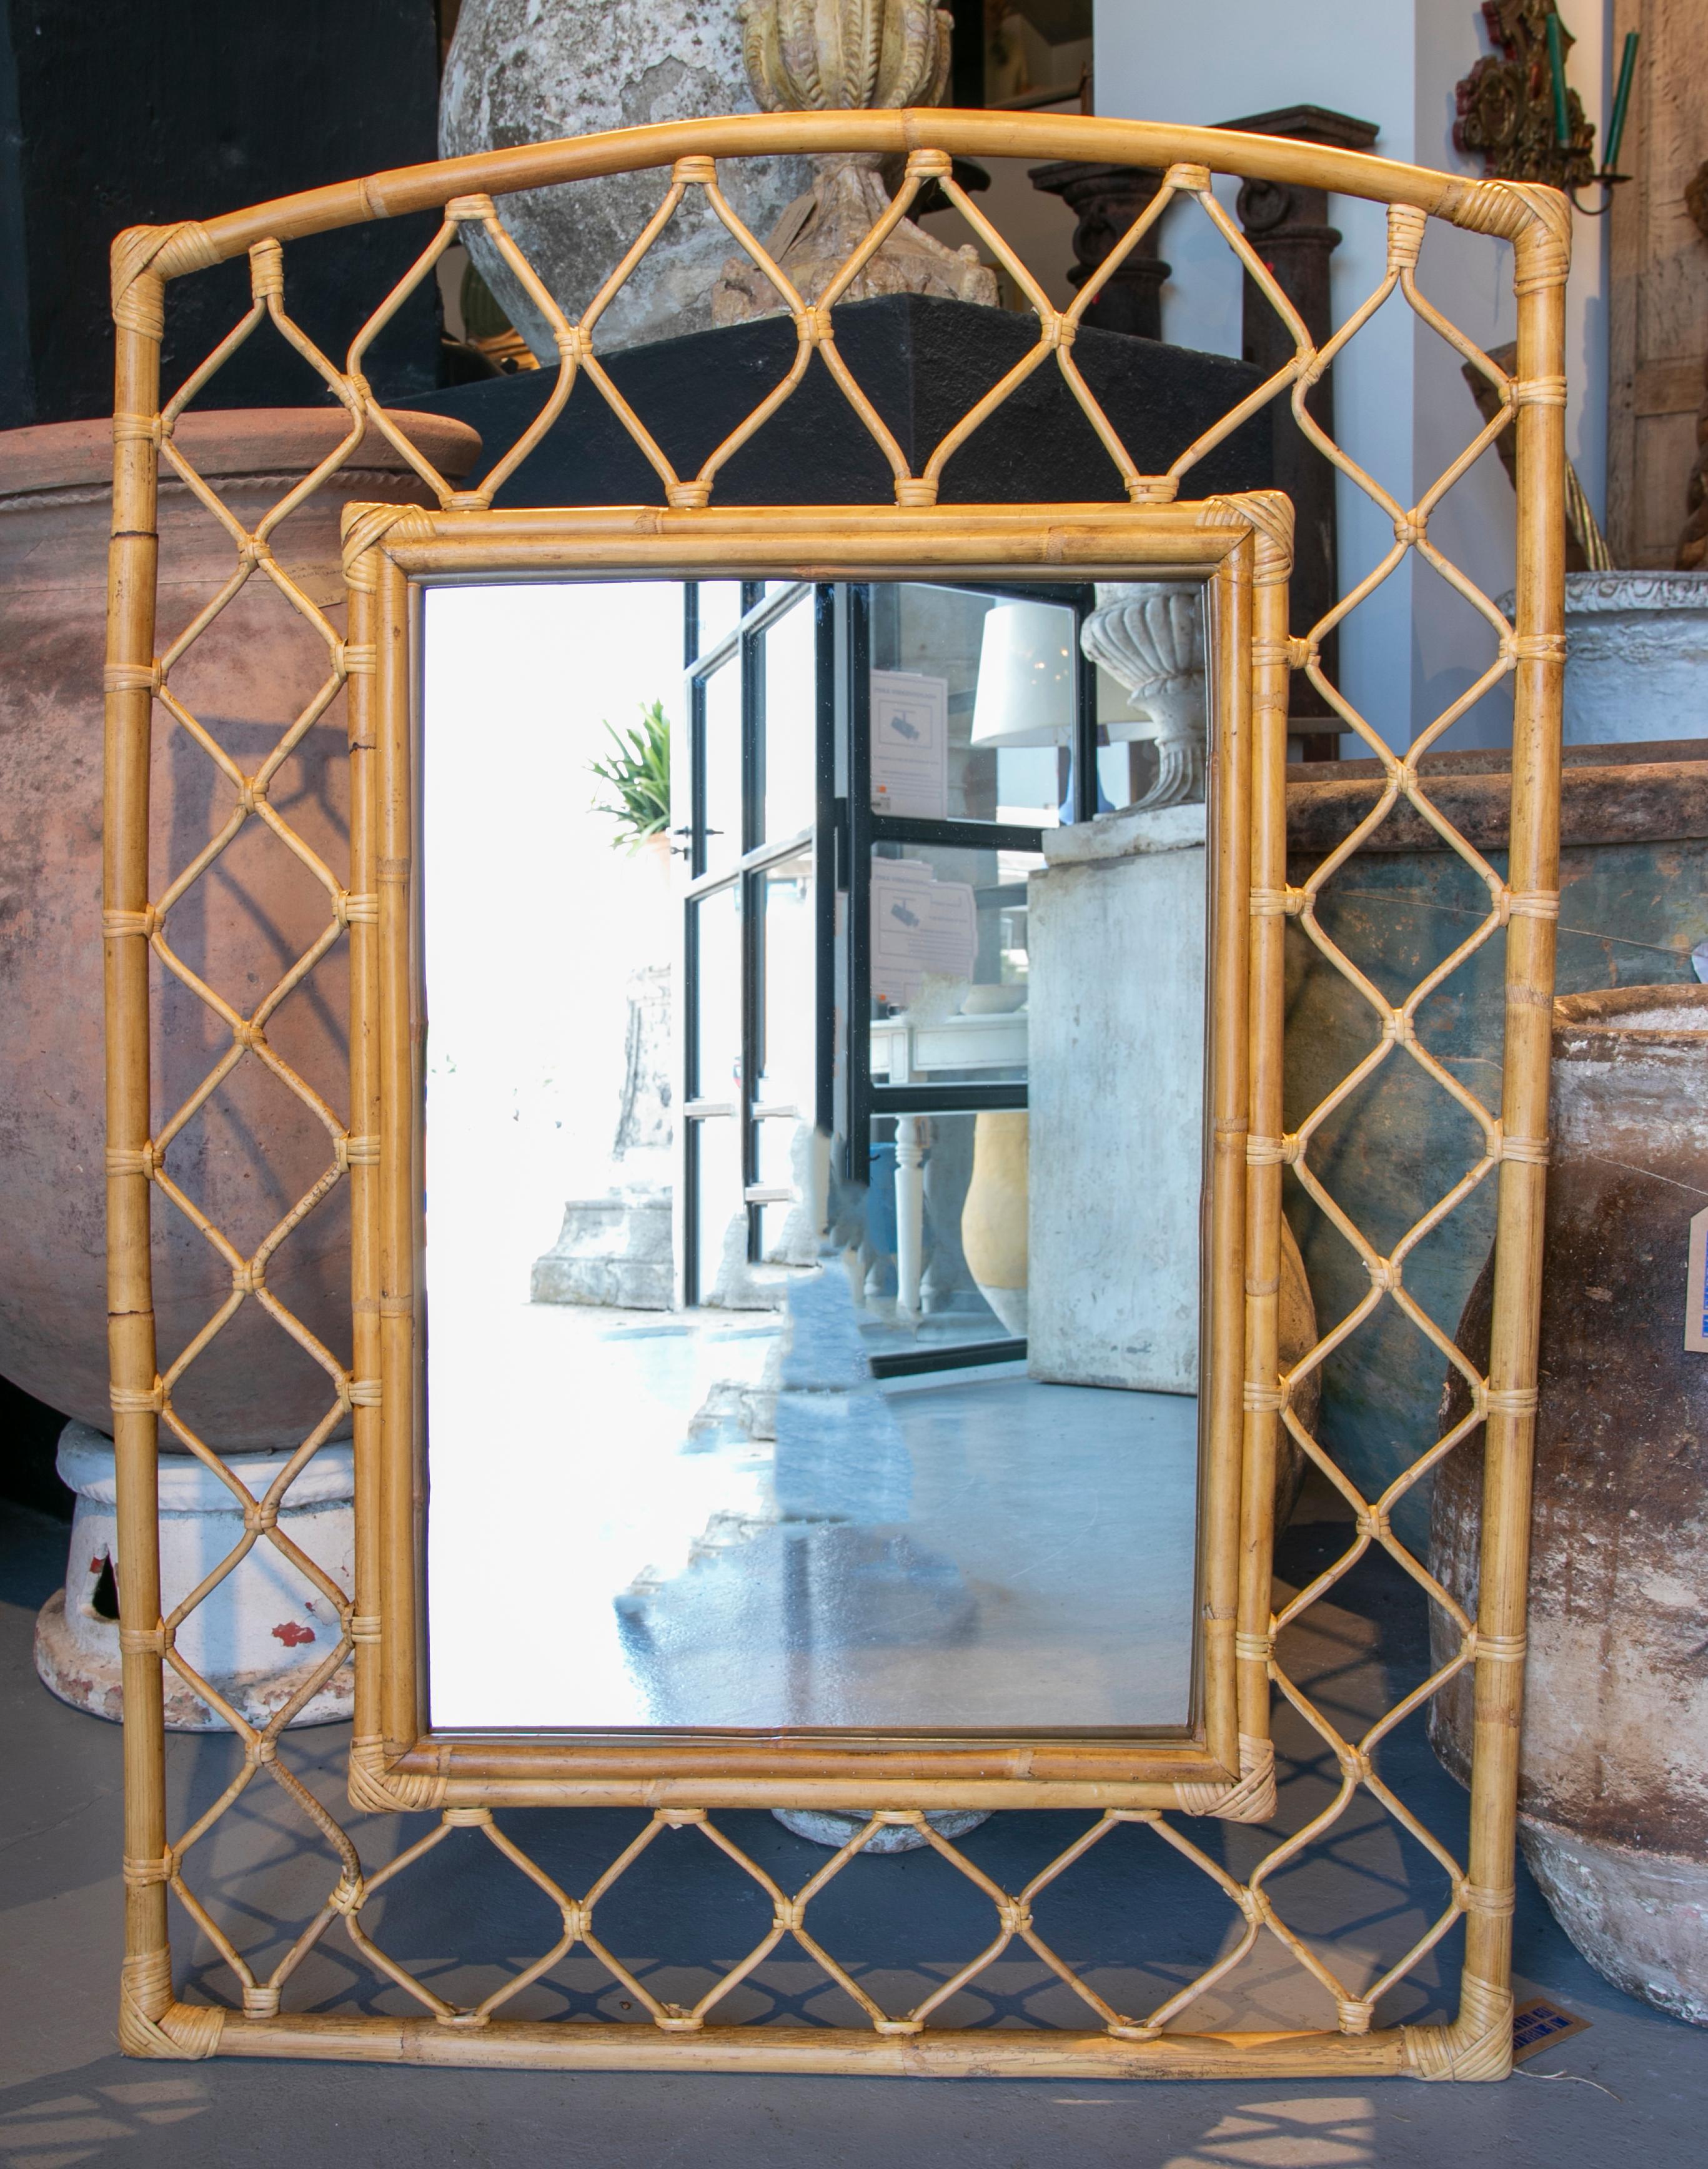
[420,572,1213,1735]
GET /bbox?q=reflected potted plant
[590,697,672,852]
[532,698,679,1310]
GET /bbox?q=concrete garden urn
[1506,569,1708,745]
[0,408,479,1455]
[1430,985,1708,2025]
[440,0,812,357]
[1079,582,1206,808]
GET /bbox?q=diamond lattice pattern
[109,137,1559,2057]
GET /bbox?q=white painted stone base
[772,1809,991,1854]
[1026,802,1206,1394]
[1521,1817,1708,2027]
[34,1422,354,1731]
[531,1188,674,1309]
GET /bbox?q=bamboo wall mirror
[103,111,1566,2080]
[379,507,1269,1792]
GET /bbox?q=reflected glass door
[843,582,1083,1371]
[682,582,830,1305]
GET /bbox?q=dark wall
[0,0,444,431]
[0,1377,69,1517]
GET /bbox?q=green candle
[1606,29,1640,172]
[1545,11,1571,149]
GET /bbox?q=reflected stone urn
[1079,582,1208,808]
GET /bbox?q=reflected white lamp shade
[970,600,1075,748]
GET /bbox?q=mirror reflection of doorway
[682,577,1157,1372]
[421,575,1209,1735]
[680,580,828,1312]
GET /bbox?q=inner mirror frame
[344,494,1294,1819]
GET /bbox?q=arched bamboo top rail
[110,108,1571,290]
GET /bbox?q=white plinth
[1027,802,1206,1394]
[34,1421,354,1730]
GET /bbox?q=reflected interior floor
[426,1299,787,1729]
[426,1289,1196,1734]
[853,1306,1016,1361]
[618,1362,1197,1732]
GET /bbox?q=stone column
[1217,105,1379,761]
[1026,803,1208,1393]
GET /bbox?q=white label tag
[869,670,949,821]
[1687,1206,1708,1352]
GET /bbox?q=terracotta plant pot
[1429,985,1708,2025]
[0,409,479,1451]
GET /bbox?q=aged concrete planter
[1561,570,1708,745]
[1280,741,1708,1554]
[1429,985,1708,2025]
[0,409,478,1451]
[440,0,810,356]
[1497,570,1708,743]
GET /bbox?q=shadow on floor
[1,1494,1698,2168]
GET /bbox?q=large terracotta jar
[0,410,479,1452]
[1430,985,1708,2025]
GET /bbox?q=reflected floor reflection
[623,1364,1197,1730]
[427,1259,1196,1734]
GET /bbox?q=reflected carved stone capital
[1080,582,1206,810]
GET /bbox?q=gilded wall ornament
[1452,1,1596,191]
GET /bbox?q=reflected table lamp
[970,597,1136,818]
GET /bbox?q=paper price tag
[1511,1995,1591,2062]
[870,670,949,820]
[1687,1206,1708,1353]
[870,856,977,1011]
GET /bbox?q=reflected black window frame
[680,579,835,1300]
[837,577,1097,1373]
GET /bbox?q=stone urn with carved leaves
[1080,582,1208,809]
[711,0,996,322]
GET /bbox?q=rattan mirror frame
[351,501,1284,1812]
[101,108,1566,2078]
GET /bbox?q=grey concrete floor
[2,1491,1702,2168]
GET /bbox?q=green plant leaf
[589,698,672,847]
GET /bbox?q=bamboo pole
[1432,189,1570,2085]
[375,548,420,1754]
[364,505,1240,577]
[174,2012,1411,2077]
[345,514,384,1779]
[134,112,1494,274]
[105,232,171,2051]
[1238,508,1295,1763]
[1200,541,1256,1782]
